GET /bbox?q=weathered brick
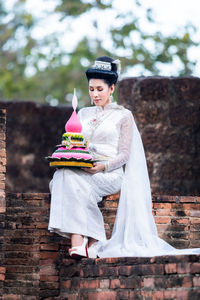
[141,290,153,298]
[80,265,100,277]
[182,275,193,287]
[120,277,142,289]
[57,292,78,300]
[61,279,71,289]
[39,280,59,290]
[3,286,39,295]
[39,288,59,298]
[80,279,100,289]
[5,244,39,252]
[119,265,134,276]
[130,264,164,276]
[176,262,191,274]
[179,196,199,203]
[190,210,200,217]
[5,273,39,281]
[99,266,119,277]
[176,290,189,298]
[154,203,172,209]
[152,290,165,299]
[143,277,155,288]
[165,263,177,274]
[190,263,200,274]
[40,243,59,251]
[153,276,167,289]
[41,274,59,283]
[6,261,39,271]
[191,231,200,240]
[4,258,39,266]
[99,279,110,289]
[40,251,59,260]
[163,290,177,299]
[154,216,171,224]
[155,209,171,216]
[141,289,165,299]
[193,276,200,286]
[40,265,58,276]
[0,273,5,281]
[39,258,58,267]
[96,257,120,265]
[2,295,22,300]
[110,278,120,289]
[87,290,117,300]
[0,266,6,273]
[117,290,131,299]
[166,275,192,288]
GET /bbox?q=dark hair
[85,56,118,86]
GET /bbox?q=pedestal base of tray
[49,161,93,168]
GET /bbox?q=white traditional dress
[48,102,132,242]
[48,102,200,257]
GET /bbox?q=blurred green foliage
[0,0,198,106]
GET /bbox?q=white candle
[72,88,78,111]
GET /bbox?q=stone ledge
[58,254,200,300]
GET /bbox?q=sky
[5,0,200,77]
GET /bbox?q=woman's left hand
[81,162,105,174]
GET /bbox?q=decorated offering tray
[46,89,94,168]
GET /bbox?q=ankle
[71,234,84,248]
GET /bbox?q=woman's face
[89,79,115,109]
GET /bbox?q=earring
[91,98,93,105]
[110,94,114,102]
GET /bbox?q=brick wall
[0,109,6,297]
[153,195,200,249]
[0,101,73,193]
[118,76,200,195]
[2,192,200,299]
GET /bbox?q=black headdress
[85,56,121,86]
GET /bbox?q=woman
[49,56,200,258]
[49,56,132,258]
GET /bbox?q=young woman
[48,56,200,258]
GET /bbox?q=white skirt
[48,167,123,242]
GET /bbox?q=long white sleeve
[105,110,133,172]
